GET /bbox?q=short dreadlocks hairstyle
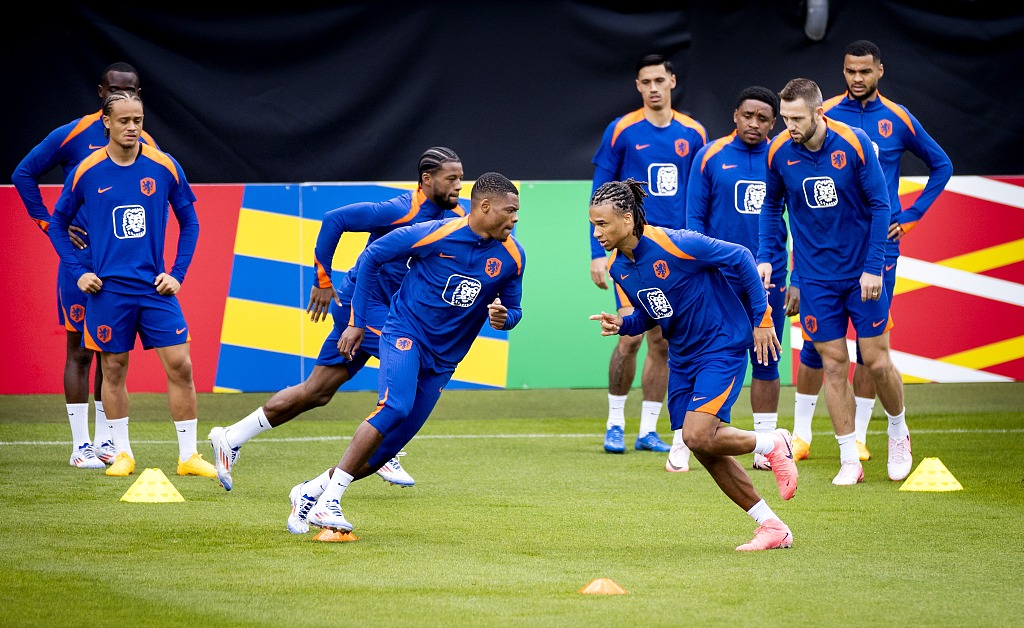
[591,178,648,240]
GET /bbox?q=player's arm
[684,150,711,234]
[48,184,99,292]
[894,114,953,237]
[352,221,434,328]
[490,250,526,331]
[12,127,68,232]
[157,200,199,295]
[757,160,787,288]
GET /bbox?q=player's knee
[616,334,643,355]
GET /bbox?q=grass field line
[3,426,1022,447]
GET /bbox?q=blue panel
[227,255,306,308]
[215,344,305,392]
[241,184,301,216]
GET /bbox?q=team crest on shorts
[97,325,113,343]
[803,315,818,334]
[395,337,413,351]
[69,304,85,323]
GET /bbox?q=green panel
[507,181,793,390]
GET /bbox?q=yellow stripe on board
[234,208,368,270]
[221,297,507,387]
[895,238,1024,295]
[939,335,1024,371]
[897,178,926,196]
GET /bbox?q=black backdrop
[4,2,1023,184]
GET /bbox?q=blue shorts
[800,259,897,367]
[56,264,88,333]
[364,332,454,469]
[83,290,189,353]
[738,279,787,381]
[666,350,748,429]
[315,298,383,375]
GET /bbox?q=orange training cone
[313,529,358,542]
[579,578,627,595]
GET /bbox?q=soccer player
[587,53,707,459]
[289,172,525,536]
[757,78,911,486]
[686,86,790,473]
[588,179,797,552]
[12,62,158,469]
[47,90,216,480]
[789,40,952,466]
[208,147,467,491]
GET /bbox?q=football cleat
[307,498,353,533]
[208,426,240,491]
[603,426,625,454]
[105,452,136,477]
[832,461,865,486]
[887,435,913,481]
[752,452,772,471]
[791,436,810,461]
[665,442,690,472]
[177,452,217,479]
[287,483,319,534]
[736,518,793,551]
[765,429,798,500]
[856,440,871,461]
[96,440,116,465]
[635,431,671,453]
[375,451,415,487]
[69,443,106,469]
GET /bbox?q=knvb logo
[485,257,502,278]
[830,150,847,170]
[70,304,85,323]
[395,337,413,351]
[97,325,113,344]
[653,260,670,279]
[803,315,817,334]
[140,177,156,197]
[878,119,893,139]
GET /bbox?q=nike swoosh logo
[98,186,112,193]
[787,159,801,166]
[721,164,737,170]
[872,320,885,327]
[439,253,456,259]
[635,143,650,150]
[619,274,629,280]
[692,396,706,402]
[885,264,895,271]
[89,144,104,149]
[177,429,186,433]
[176,327,186,334]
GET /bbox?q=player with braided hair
[589,179,797,551]
[209,147,467,500]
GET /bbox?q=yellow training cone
[899,457,963,492]
[120,468,185,502]
[579,578,627,595]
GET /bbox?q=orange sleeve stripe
[140,144,180,182]
[366,325,383,337]
[700,133,734,172]
[610,109,646,147]
[766,133,790,169]
[644,225,695,259]
[501,238,523,275]
[901,220,919,233]
[822,93,846,113]
[313,259,332,288]
[672,111,708,143]
[60,111,102,149]
[695,377,736,415]
[827,118,867,164]
[412,216,467,248]
[878,95,916,135]
[615,280,632,307]
[757,304,774,328]
[71,149,110,190]
[392,189,424,225]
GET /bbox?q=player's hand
[488,298,507,330]
[306,285,340,323]
[590,257,609,290]
[757,263,774,289]
[68,225,88,249]
[753,326,781,366]
[338,325,365,359]
[860,272,883,302]
[154,273,180,295]
[887,220,906,242]
[589,311,623,336]
[785,285,800,317]
[77,273,102,294]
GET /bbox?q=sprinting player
[588,53,707,459]
[757,78,911,486]
[789,40,952,467]
[288,172,524,536]
[48,90,215,479]
[12,62,158,469]
[588,178,797,551]
[208,147,467,491]
[686,86,789,473]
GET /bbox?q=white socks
[746,499,779,525]
[793,392,818,443]
[753,412,777,436]
[854,396,875,443]
[94,400,111,445]
[835,431,857,464]
[320,468,354,503]
[639,400,662,436]
[176,418,198,462]
[672,429,685,447]
[67,403,90,448]
[303,468,334,499]
[108,417,134,459]
[886,408,909,440]
[606,394,627,430]
[226,406,274,449]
